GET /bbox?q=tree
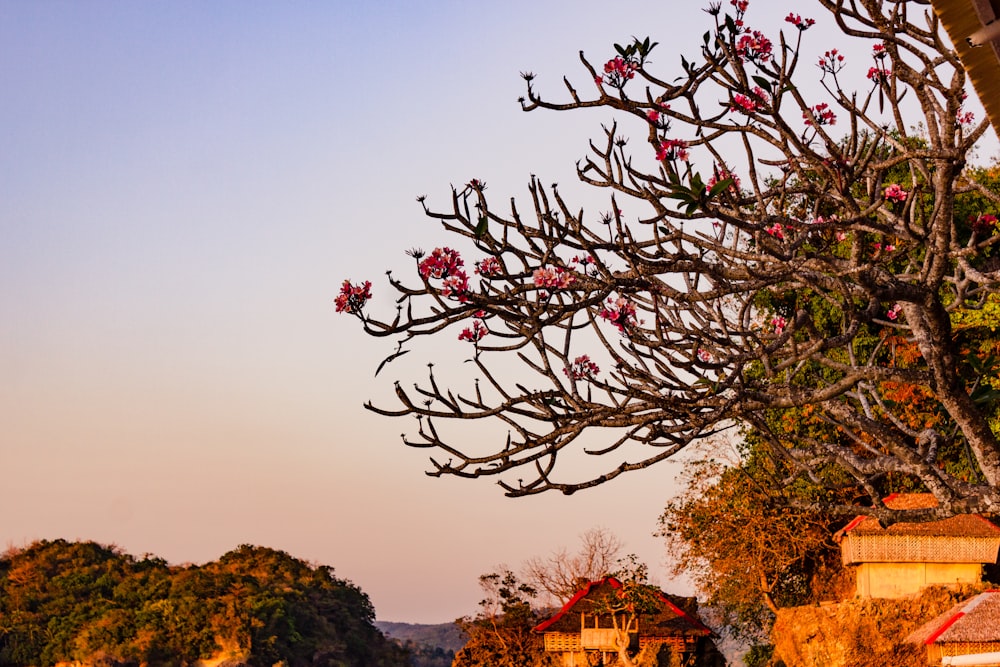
[452,569,551,667]
[338,0,1000,518]
[658,456,846,642]
[522,527,623,605]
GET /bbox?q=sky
[2,2,997,625]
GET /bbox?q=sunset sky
[3,2,996,624]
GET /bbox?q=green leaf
[752,76,773,94]
[475,215,489,238]
[708,177,735,198]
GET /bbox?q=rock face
[770,586,988,667]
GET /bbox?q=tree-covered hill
[0,540,408,667]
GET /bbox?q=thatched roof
[908,590,1000,645]
[928,0,1000,136]
[837,494,1000,565]
[532,577,711,637]
[839,494,1000,539]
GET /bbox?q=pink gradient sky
[2,1,995,624]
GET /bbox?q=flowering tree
[338,0,1000,518]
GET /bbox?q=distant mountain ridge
[375,621,466,652]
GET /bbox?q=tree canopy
[338,0,1000,518]
[0,540,407,667]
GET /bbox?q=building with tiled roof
[532,577,721,666]
[836,494,1000,599]
[907,589,1000,664]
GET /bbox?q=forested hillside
[0,540,407,667]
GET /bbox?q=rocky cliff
[770,585,989,667]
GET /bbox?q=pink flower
[334,279,372,314]
[884,183,908,203]
[736,31,773,62]
[818,49,845,74]
[656,138,689,162]
[418,247,464,279]
[564,354,600,381]
[835,231,848,242]
[599,297,638,333]
[731,87,768,115]
[707,166,741,195]
[697,349,713,362]
[803,102,836,126]
[957,110,975,126]
[458,319,488,343]
[475,256,502,276]
[972,213,999,231]
[867,66,890,83]
[599,56,638,87]
[441,273,470,301]
[887,304,902,321]
[872,43,887,59]
[771,315,787,335]
[785,13,815,30]
[571,255,595,266]
[765,223,785,239]
[532,266,575,289]
[884,244,896,252]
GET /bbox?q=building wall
[854,562,983,598]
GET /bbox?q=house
[907,589,1000,665]
[532,577,719,666]
[835,494,1000,599]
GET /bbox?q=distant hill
[376,620,466,653]
[0,539,408,667]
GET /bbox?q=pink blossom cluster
[532,266,575,289]
[731,87,768,114]
[765,222,785,239]
[771,315,787,335]
[972,213,999,231]
[872,43,887,59]
[419,247,470,301]
[884,184,908,203]
[784,13,815,30]
[597,56,638,87]
[957,109,975,126]
[867,66,890,83]
[872,242,896,253]
[334,279,372,314]
[804,103,836,126]
[458,319,488,343]
[564,354,600,381]
[656,138,689,162]
[818,49,845,74]
[476,256,502,277]
[599,297,638,332]
[696,349,713,363]
[736,31,773,62]
[887,304,902,321]
[731,0,748,12]
[571,254,595,267]
[419,247,464,280]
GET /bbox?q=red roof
[907,590,1000,645]
[532,576,711,636]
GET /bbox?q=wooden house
[835,494,1000,599]
[532,577,718,666]
[907,590,1000,665]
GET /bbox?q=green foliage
[0,540,407,667]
